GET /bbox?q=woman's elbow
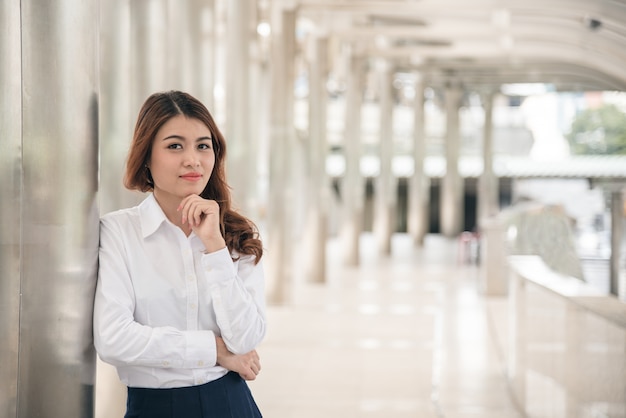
[228,321,267,355]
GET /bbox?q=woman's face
[148,115,215,205]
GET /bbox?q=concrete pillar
[441,83,464,237]
[373,62,396,255]
[305,34,330,283]
[478,91,499,224]
[225,0,253,213]
[341,48,365,266]
[3,1,100,416]
[408,75,429,246]
[266,5,296,304]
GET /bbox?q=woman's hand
[215,337,261,381]
[178,194,226,253]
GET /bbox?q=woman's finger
[193,204,204,226]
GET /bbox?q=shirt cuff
[184,330,217,368]
[200,247,235,282]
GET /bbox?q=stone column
[478,91,499,224]
[305,34,330,283]
[408,75,429,246]
[341,47,365,266]
[373,61,396,255]
[441,83,464,237]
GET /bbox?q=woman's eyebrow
[162,134,184,141]
[161,135,212,141]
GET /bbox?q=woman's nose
[183,151,200,167]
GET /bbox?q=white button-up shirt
[93,194,266,388]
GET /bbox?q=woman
[94,91,266,418]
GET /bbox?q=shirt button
[198,360,204,366]
[187,276,194,282]
[190,303,197,309]
[162,361,170,366]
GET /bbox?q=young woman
[94,91,266,418]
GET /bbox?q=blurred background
[1,0,625,417]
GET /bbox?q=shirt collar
[138,194,168,238]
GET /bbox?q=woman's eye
[198,143,212,150]
[167,143,182,150]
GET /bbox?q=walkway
[249,233,525,418]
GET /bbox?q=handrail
[506,255,625,418]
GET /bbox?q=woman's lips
[180,173,202,181]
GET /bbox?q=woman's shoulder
[100,206,141,228]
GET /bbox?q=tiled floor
[248,233,525,418]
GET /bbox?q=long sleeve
[201,249,267,355]
[93,216,217,370]
[93,196,268,388]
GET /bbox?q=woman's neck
[153,192,192,236]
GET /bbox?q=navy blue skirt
[124,372,262,418]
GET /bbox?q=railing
[507,256,626,418]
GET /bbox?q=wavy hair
[124,91,263,262]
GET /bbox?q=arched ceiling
[297,0,626,92]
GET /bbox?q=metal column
[3,1,100,417]
[610,189,625,300]
[341,48,365,266]
[374,62,396,255]
[97,3,135,416]
[305,34,330,283]
[99,0,136,215]
[0,1,22,416]
[225,0,253,212]
[408,76,429,246]
[197,0,216,111]
[267,6,296,304]
[478,91,499,223]
[167,0,209,93]
[441,84,464,237]
[130,0,168,115]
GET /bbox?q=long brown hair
[124,91,263,262]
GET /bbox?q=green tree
[566,104,626,155]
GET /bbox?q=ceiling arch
[296,0,626,92]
